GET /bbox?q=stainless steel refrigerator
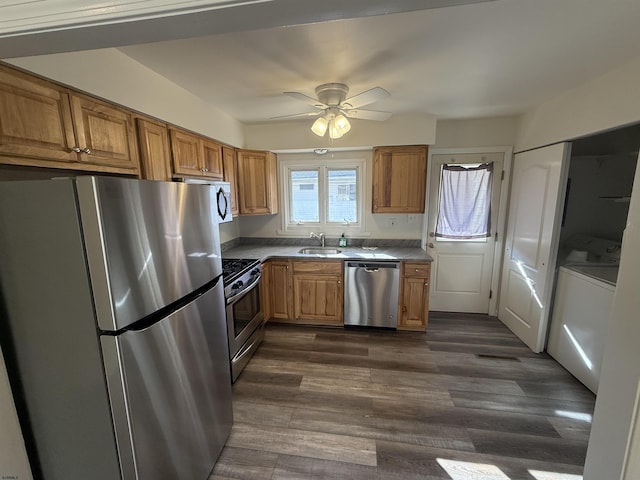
[0,177,232,480]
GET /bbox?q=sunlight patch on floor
[529,470,583,480]
[436,458,511,480]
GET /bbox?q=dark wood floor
[211,312,595,480]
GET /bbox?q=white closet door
[498,143,570,352]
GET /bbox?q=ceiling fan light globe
[334,114,351,133]
[311,116,328,136]
[328,119,344,139]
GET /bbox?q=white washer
[547,264,618,393]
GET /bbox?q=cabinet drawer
[403,262,431,278]
[293,260,342,275]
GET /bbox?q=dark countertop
[222,244,433,263]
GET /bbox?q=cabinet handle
[82,148,92,155]
[70,146,81,153]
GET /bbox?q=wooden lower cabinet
[268,259,293,321]
[398,261,431,331]
[260,261,272,322]
[264,259,343,326]
[292,261,343,325]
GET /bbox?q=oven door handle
[226,273,261,305]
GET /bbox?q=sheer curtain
[435,162,493,239]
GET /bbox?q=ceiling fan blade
[342,87,389,109]
[343,109,392,121]
[283,91,327,109]
[269,111,322,120]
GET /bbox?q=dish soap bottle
[339,233,347,247]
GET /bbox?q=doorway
[425,147,512,315]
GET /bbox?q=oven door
[226,276,263,360]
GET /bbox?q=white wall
[0,346,33,480]
[584,156,640,480]
[434,116,518,148]
[561,153,637,243]
[516,55,640,152]
[238,150,424,241]
[510,53,640,480]
[8,49,245,147]
[235,116,518,242]
[243,113,437,151]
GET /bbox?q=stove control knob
[232,280,244,290]
[251,268,260,276]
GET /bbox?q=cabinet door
[69,93,140,172]
[372,146,427,213]
[222,146,239,216]
[293,274,343,325]
[170,129,201,176]
[270,260,292,320]
[261,261,272,321]
[201,139,223,179]
[400,276,430,331]
[236,150,278,215]
[136,118,171,181]
[0,65,77,165]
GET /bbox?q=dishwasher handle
[345,261,400,270]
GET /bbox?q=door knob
[428,243,435,248]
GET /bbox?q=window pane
[290,170,319,222]
[327,169,357,223]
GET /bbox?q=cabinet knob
[424,282,429,286]
[82,148,92,155]
[70,146,81,153]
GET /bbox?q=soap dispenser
[339,233,347,247]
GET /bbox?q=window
[280,154,366,235]
[435,162,493,242]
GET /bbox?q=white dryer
[547,235,621,393]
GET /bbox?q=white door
[427,152,505,313]
[498,143,571,352]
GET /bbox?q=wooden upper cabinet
[69,93,140,171]
[136,117,172,181]
[0,65,76,164]
[222,146,239,216]
[169,128,223,179]
[372,145,428,213]
[201,138,224,178]
[0,64,139,174]
[236,149,278,215]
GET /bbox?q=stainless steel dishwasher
[344,261,400,328]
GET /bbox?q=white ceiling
[114,0,640,124]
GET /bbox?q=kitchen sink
[298,247,342,255]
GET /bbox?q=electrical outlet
[407,214,418,224]
[389,217,397,228]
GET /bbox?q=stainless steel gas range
[222,258,264,382]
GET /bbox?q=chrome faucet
[310,232,325,247]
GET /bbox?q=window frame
[279,155,366,236]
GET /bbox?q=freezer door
[77,177,223,331]
[101,280,232,480]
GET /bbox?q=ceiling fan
[274,83,392,139]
